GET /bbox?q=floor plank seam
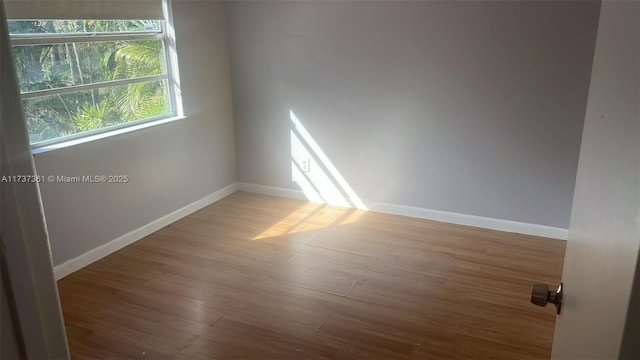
[290,252,373,271]
[315,312,333,331]
[305,243,377,264]
[344,281,358,297]
[209,312,226,327]
[291,283,351,297]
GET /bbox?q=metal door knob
[531,283,563,314]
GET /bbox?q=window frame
[8,15,182,149]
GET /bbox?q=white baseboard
[53,183,238,280]
[237,182,568,240]
[237,182,308,201]
[368,202,568,240]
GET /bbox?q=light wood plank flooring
[58,192,565,359]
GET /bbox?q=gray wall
[227,1,600,228]
[33,0,236,265]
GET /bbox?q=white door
[0,0,69,358]
[550,1,640,359]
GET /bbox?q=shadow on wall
[289,110,367,210]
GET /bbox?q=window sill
[31,115,187,155]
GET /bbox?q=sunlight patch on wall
[252,110,369,240]
[290,110,368,210]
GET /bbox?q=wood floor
[58,192,566,359]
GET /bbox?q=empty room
[1,0,638,359]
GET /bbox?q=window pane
[24,79,170,144]
[8,20,161,35]
[13,39,166,93]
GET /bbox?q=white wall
[227,1,600,229]
[551,1,640,358]
[33,0,236,266]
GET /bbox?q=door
[0,0,70,358]
[550,1,640,359]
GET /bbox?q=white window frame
[8,2,182,150]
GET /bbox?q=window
[7,1,181,147]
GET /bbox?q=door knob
[531,282,563,314]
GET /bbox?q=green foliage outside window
[9,20,170,144]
